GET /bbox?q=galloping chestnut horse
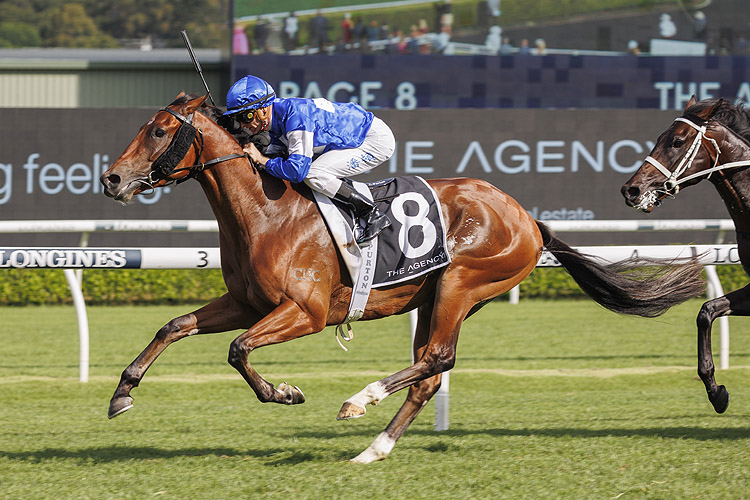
[101,93,705,463]
[623,96,750,415]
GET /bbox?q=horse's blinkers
[149,108,201,182]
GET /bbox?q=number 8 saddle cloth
[314,175,452,290]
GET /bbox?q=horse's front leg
[227,298,325,404]
[697,283,750,413]
[109,293,260,418]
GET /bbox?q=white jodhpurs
[303,117,395,198]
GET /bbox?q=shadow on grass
[3,425,747,466]
[297,425,750,442]
[0,445,284,464]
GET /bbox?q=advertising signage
[0,107,728,246]
[232,53,750,111]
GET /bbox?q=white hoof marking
[350,432,396,464]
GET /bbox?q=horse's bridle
[639,116,750,211]
[144,106,248,188]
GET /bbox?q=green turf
[1,300,748,499]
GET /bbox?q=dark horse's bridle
[144,106,248,188]
[636,115,750,211]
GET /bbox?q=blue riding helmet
[223,75,276,116]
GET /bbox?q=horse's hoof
[337,401,366,420]
[277,382,305,405]
[350,449,386,464]
[709,385,730,414]
[108,396,134,419]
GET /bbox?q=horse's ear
[694,98,724,120]
[184,94,210,114]
[683,95,698,112]
[174,91,187,100]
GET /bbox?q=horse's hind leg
[697,283,750,413]
[108,293,259,418]
[351,304,443,463]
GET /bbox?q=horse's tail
[536,221,706,318]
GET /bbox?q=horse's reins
[143,106,248,188]
[641,116,750,210]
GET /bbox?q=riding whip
[180,30,216,106]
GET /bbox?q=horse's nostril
[622,185,640,200]
[102,173,121,188]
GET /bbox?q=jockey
[223,75,395,245]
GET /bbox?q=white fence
[0,219,740,431]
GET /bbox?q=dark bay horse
[622,96,750,415]
[100,93,705,463]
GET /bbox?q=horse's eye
[154,128,166,138]
[672,138,684,148]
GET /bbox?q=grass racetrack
[1,299,748,499]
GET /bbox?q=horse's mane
[168,93,256,147]
[687,98,750,143]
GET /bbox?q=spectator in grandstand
[693,11,707,40]
[283,11,299,52]
[499,37,514,54]
[389,28,408,54]
[534,38,547,55]
[223,75,395,244]
[659,13,677,38]
[366,19,380,47]
[379,23,390,41]
[518,38,531,54]
[233,25,249,55]
[407,24,422,54]
[341,13,354,44]
[440,0,454,35]
[310,10,329,52]
[434,0,453,35]
[253,20,269,54]
[352,16,366,50]
[626,40,641,55]
[434,25,451,53]
[485,25,502,52]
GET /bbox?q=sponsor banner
[0,248,140,269]
[0,107,731,247]
[538,244,741,267]
[0,248,220,269]
[232,54,750,111]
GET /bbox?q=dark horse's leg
[697,283,750,413]
[227,298,325,404]
[108,293,260,418]
[351,303,442,463]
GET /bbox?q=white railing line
[545,219,735,232]
[0,219,736,233]
[0,220,219,233]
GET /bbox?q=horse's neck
[192,125,268,239]
[712,127,750,231]
[191,119,303,247]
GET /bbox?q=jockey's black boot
[333,182,391,245]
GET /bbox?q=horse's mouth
[628,190,661,213]
[102,180,142,204]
